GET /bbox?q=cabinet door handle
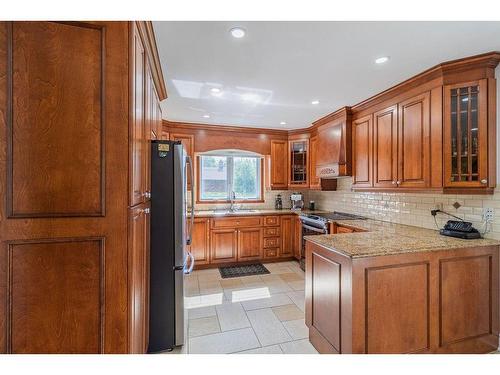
[481,179,488,184]
[143,208,150,214]
[396,180,401,185]
[143,191,151,199]
[392,181,396,185]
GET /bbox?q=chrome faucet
[229,191,237,212]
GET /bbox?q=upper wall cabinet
[270,140,288,189]
[288,137,309,188]
[352,115,373,188]
[353,92,433,191]
[443,79,492,191]
[309,135,320,190]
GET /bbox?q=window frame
[196,154,265,204]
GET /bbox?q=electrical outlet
[483,208,494,222]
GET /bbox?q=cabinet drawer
[264,216,280,226]
[264,248,278,258]
[263,237,280,248]
[211,216,263,229]
[263,227,280,237]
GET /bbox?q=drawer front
[211,216,263,229]
[263,227,280,237]
[264,248,278,258]
[264,216,280,226]
[264,237,280,248]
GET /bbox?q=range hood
[313,107,352,179]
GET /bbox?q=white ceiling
[153,21,500,130]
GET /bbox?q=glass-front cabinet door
[289,139,309,186]
[444,79,488,188]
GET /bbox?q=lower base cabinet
[305,240,500,354]
[210,229,237,263]
[238,228,263,260]
[193,214,299,268]
[280,215,295,257]
[189,218,210,265]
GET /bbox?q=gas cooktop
[302,211,367,222]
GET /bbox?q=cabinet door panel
[128,203,150,354]
[280,216,294,257]
[352,115,373,187]
[444,79,488,188]
[270,140,288,189]
[309,135,320,189]
[189,218,210,265]
[130,27,146,206]
[373,106,397,188]
[238,228,263,261]
[210,229,237,263]
[398,92,430,188]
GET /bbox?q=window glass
[199,154,261,201]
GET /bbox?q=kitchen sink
[213,209,258,215]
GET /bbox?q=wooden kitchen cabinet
[352,115,373,188]
[293,215,302,260]
[373,105,398,188]
[128,202,150,354]
[188,218,210,265]
[288,138,309,187]
[280,215,295,257]
[270,140,288,189]
[210,229,238,263]
[170,133,194,190]
[130,24,147,207]
[443,79,493,191]
[397,92,430,188]
[309,135,320,189]
[238,228,263,261]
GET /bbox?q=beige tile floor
[176,260,318,354]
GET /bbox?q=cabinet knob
[396,180,401,185]
[392,181,396,185]
[481,179,488,184]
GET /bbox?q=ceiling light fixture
[203,114,210,119]
[230,27,246,39]
[311,100,320,105]
[280,121,287,125]
[375,56,390,64]
[210,87,221,93]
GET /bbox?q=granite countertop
[194,208,327,218]
[305,219,500,259]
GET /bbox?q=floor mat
[219,263,270,279]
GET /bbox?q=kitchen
[1,9,500,370]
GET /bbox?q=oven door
[300,222,328,270]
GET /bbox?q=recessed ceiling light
[311,100,320,105]
[203,114,210,119]
[210,87,221,93]
[230,27,246,39]
[280,121,287,125]
[375,56,390,64]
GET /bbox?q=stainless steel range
[298,211,366,270]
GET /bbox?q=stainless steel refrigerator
[148,140,194,353]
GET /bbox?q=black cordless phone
[440,220,481,239]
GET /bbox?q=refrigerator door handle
[184,251,195,275]
[186,155,195,246]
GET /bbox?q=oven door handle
[302,223,327,234]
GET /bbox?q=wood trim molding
[163,120,288,137]
[135,21,167,100]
